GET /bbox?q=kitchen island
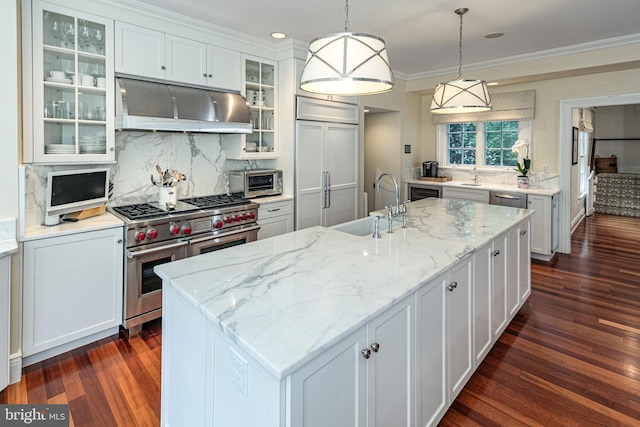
[156,198,533,427]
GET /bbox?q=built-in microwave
[229,169,283,198]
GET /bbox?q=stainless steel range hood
[115,77,252,133]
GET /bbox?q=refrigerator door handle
[322,171,328,209]
[327,171,331,209]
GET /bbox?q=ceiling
[130,0,640,77]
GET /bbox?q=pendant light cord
[455,7,469,80]
[344,0,350,32]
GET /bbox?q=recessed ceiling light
[270,32,287,39]
[485,32,504,39]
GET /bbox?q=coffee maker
[422,161,438,177]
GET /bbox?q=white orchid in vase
[511,139,531,176]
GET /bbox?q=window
[437,120,532,168]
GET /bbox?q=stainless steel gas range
[109,194,259,335]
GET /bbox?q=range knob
[249,212,256,219]
[242,213,248,220]
[182,225,192,235]
[169,224,180,235]
[147,228,158,239]
[225,216,233,223]
[235,215,241,222]
[214,219,224,229]
[135,231,146,242]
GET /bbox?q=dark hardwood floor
[2,213,639,426]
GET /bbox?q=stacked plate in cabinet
[79,135,106,154]
[45,144,75,154]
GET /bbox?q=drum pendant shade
[299,0,394,96]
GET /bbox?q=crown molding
[406,33,640,81]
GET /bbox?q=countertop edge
[21,212,124,242]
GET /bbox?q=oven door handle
[126,241,189,259]
[187,225,261,245]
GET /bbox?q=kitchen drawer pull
[267,208,281,213]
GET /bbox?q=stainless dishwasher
[489,191,527,208]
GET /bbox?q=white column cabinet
[528,194,552,256]
[22,226,124,364]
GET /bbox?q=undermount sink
[461,183,482,186]
[330,216,400,237]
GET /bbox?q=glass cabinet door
[32,3,113,163]
[244,58,276,158]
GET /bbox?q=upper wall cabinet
[24,2,115,164]
[223,55,278,159]
[114,22,242,91]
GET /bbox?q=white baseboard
[9,351,22,384]
[571,210,585,234]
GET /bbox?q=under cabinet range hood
[115,77,252,133]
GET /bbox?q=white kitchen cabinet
[290,295,414,427]
[115,22,242,91]
[257,199,293,239]
[416,274,447,427]
[295,105,359,229]
[491,231,508,340]
[473,242,493,365]
[24,2,115,164]
[223,56,278,159]
[519,220,532,303]
[446,256,474,403]
[528,194,554,257]
[506,227,520,318]
[114,22,165,80]
[22,226,124,364]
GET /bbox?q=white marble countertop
[406,178,560,196]
[21,212,124,242]
[155,198,533,380]
[0,218,18,257]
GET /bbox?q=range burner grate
[111,203,167,220]
[179,193,249,209]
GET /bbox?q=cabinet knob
[161,65,166,70]
[361,348,372,359]
[492,250,500,256]
[208,74,212,78]
[447,281,458,292]
[117,239,123,244]
[520,230,527,236]
[203,73,207,77]
[369,342,380,353]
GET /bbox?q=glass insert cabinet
[27,2,114,164]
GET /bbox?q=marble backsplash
[24,131,265,227]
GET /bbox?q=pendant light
[430,8,492,114]
[299,0,394,96]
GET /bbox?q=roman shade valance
[431,90,535,124]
